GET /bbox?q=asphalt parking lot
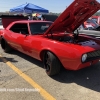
[0,46,100,100]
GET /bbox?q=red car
[0,0,100,76]
[91,16,100,25]
[79,18,100,30]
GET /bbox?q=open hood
[45,0,100,35]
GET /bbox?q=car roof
[12,20,53,23]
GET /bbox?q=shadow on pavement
[10,50,43,68]
[52,63,100,92]
[4,50,100,92]
[0,56,18,63]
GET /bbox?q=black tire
[43,51,61,76]
[1,39,12,53]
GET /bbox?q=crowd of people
[28,13,46,21]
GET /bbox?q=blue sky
[0,0,73,13]
[0,0,100,13]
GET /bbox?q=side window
[10,23,29,35]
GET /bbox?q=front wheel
[43,51,61,76]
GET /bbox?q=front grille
[86,50,100,62]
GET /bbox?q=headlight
[82,54,87,62]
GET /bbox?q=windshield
[29,22,52,35]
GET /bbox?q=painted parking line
[0,55,56,100]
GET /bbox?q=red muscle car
[0,0,100,76]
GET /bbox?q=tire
[1,39,12,53]
[43,51,61,76]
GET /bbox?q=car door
[5,23,24,52]
[7,23,32,54]
[10,23,35,56]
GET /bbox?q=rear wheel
[43,51,61,76]
[1,39,12,53]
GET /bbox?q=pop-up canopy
[10,3,49,13]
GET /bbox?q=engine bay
[47,30,98,46]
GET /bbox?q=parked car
[0,0,100,76]
[77,19,100,38]
[79,19,100,30]
[91,16,100,25]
